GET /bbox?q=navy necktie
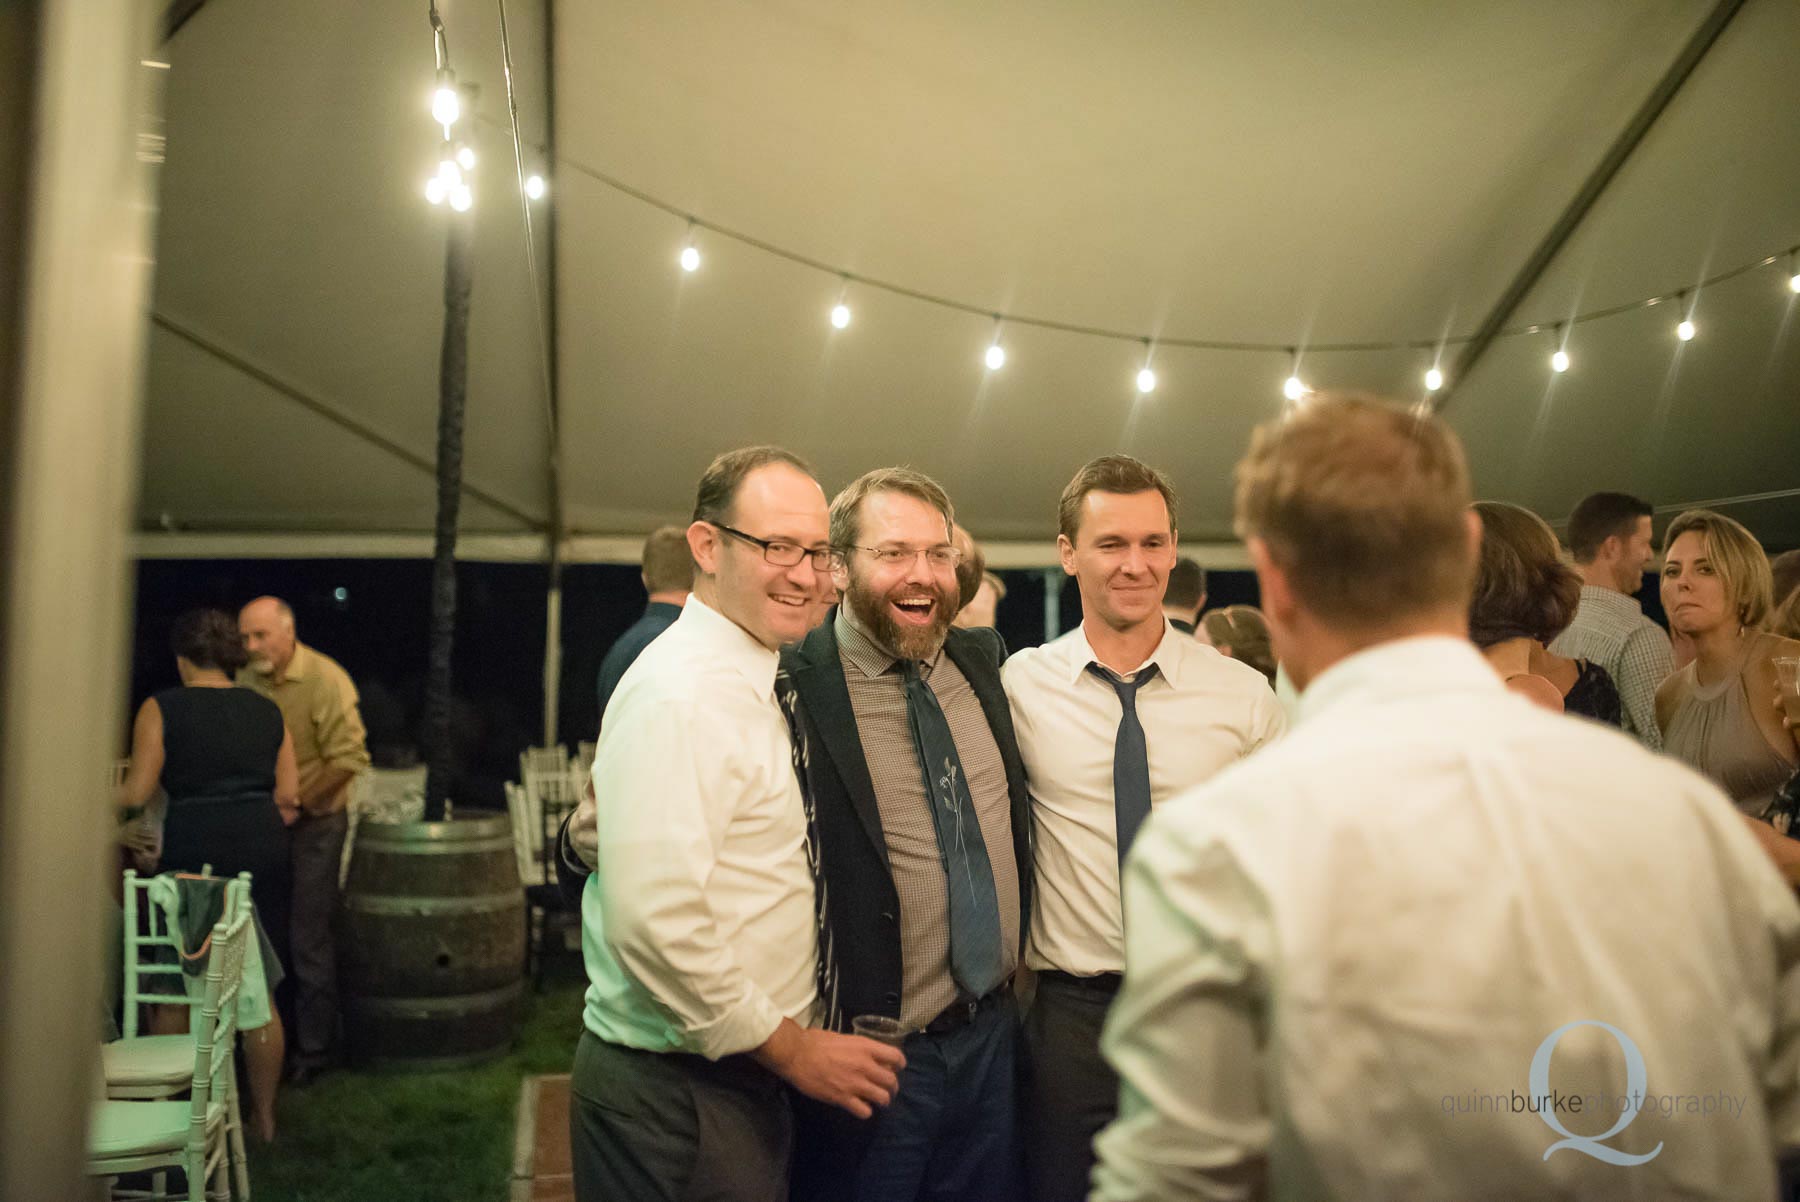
[774,667,841,1031]
[900,659,1005,998]
[1086,662,1160,871]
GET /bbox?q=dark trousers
[850,996,1018,1202]
[288,809,347,1061]
[1020,971,1121,1202]
[570,1030,792,1202]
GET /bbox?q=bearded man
[782,467,1034,1202]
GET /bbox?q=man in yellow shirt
[239,595,371,1082]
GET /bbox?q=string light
[524,174,546,199]
[1282,348,1308,401]
[983,317,1006,370]
[432,68,460,132]
[423,7,470,209]
[1676,318,1696,341]
[1672,290,1696,341]
[830,302,852,330]
[679,222,700,273]
[1788,255,1799,294]
[1424,366,1445,392]
[1135,367,1157,394]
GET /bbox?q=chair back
[503,781,538,883]
[519,745,569,781]
[574,740,598,779]
[120,869,186,1038]
[524,765,583,882]
[187,877,251,1144]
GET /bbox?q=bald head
[240,595,296,676]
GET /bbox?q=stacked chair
[91,871,254,1200]
[511,746,588,988]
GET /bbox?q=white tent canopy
[142,0,1800,560]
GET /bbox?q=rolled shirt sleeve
[590,693,787,1060]
[1092,816,1273,1202]
[314,666,371,777]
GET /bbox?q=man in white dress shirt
[569,446,904,1202]
[1092,395,1800,1202]
[1002,454,1286,1202]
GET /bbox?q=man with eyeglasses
[564,446,904,1202]
[782,467,1033,1202]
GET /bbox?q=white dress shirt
[1003,620,1286,977]
[580,595,818,1059]
[1093,635,1800,1202]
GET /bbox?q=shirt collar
[260,641,312,684]
[1296,634,1501,725]
[1062,618,1187,688]
[835,605,943,680]
[682,594,780,702]
[1578,583,1644,618]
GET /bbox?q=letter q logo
[1530,1020,1663,1165]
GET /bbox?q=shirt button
[884,991,899,1006]
[880,911,896,924]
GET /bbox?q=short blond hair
[1234,393,1474,632]
[1662,509,1773,629]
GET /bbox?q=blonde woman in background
[1656,509,1800,823]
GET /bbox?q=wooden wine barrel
[338,810,525,1070]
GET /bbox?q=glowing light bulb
[437,156,458,184]
[1283,375,1307,401]
[1551,349,1571,373]
[1135,367,1157,394]
[425,177,447,205]
[449,183,473,212]
[432,70,460,128]
[830,302,851,330]
[1790,271,1800,294]
[1676,319,1696,341]
[679,245,700,273]
[985,343,1006,371]
[456,144,476,170]
[1424,367,1444,392]
[524,174,546,199]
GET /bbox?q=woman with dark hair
[1199,604,1278,685]
[1469,501,1622,723]
[116,607,298,1140]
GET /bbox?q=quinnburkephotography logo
[1440,1019,1749,1167]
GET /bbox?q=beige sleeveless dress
[1663,633,1798,818]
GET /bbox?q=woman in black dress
[1470,501,1623,723]
[117,608,298,1141]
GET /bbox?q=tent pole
[543,562,563,746]
[422,114,475,821]
[0,1,158,1196]
[1435,0,1747,411]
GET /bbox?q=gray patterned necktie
[900,659,1004,998]
[1087,662,1160,871]
[774,667,841,1031]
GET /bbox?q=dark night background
[126,559,1675,809]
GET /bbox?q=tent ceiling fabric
[147,0,1800,550]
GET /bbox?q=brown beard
[847,573,954,661]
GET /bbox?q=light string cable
[493,0,562,525]
[477,113,1800,366]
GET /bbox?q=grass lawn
[251,977,584,1202]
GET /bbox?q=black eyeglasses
[710,522,843,571]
